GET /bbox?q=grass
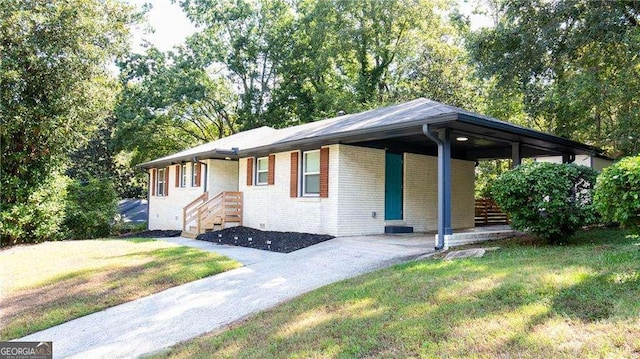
[0,238,241,340]
[155,228,640,358]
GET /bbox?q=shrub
[594,155,640,228]
[0,174,69,246]
[492,162,598,243]
[63,178,118,239]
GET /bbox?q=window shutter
[194,163,201,187]
[165,167,170,196]
[290,152,298,197]
[320,147,329,198]
[175,165,180,187]
[247,158,254,186]
[151,169,156,196]
[268,154,275,185]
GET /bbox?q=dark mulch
[197,226,334,253]
[119,230,182,239]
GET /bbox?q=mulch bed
[197,226,334,253]
[119,230,182,238]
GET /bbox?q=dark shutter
[268,154,275,185]
[194,163,201,187]
[320,147,329,198]
[290,152,298,197]
[151,169,156,196]
[247,158,254,186]
[164,167,170,196]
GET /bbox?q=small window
[157,168,166,196]
[181,163,187,187]
[256,157,268,185]
[302,150,320,196]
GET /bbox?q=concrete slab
[21,234,435,358]
[160,236,286,265]
[444,248,487,260]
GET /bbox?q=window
[157,168,166,196]
[192,163,199,187]
[180,164,187,187]
[256,157,268,185]
[302,150,320,196]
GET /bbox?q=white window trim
[191,162,198,187]
[256,156,269,186]
[302,150,320,197]
[157,168,166,197]
[180,163,187,188]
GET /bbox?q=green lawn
[0,238,241,340]
[156,228,640,358]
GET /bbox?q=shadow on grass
[158,228,640,358]
[0,247,239,340]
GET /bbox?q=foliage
[474,159,511,198]
[492,162,598,242]
[0,174,69,246]
[114,47,238,164]
[156,228,640,358]
[63,178,118,240]
[111,221,148,236]
[594,155,640,227]
[468,0,640,157]
[177,0,477,128]
[0,0,139,244]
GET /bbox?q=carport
[245,98,603,249]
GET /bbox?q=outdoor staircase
[181,191,243,238]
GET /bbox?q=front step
[385,225,414,234]
[181,231,198,239]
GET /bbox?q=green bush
[0,174,69,246]
[63,178,118,239]
[492,162,598,243]
[594,155,640,227]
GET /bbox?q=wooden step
[181,231,198,239]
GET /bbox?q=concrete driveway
[21,235,435,358]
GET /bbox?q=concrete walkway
[21,234,435,359]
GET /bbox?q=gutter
[145,170,150,230]
[236,113,459,157]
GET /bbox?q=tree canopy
[1,0,139,244]
[468,0,640,156]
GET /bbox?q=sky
[128,0,493,53]
[128,0,196,52]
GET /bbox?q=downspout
[422,124,452,250]
[145,170,151,230]
[193,157,208,193]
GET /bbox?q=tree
[468,0,640,156]
[177,0,476,128]
[0,0,138,244]
[114,47,239,165]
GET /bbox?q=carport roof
[139,98,603,168]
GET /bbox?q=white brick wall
[398,153,475,232]
[335,145,386,236]
[148,160,239,230]
[149,145,476,234]
[208,159,239,195]
[240,145,339,235]
[535,155,612,172]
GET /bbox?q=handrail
[183,191,243,235]
[182,192,208,232]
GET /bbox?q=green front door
[385,152,403,220]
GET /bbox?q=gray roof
[140,98,602,168]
